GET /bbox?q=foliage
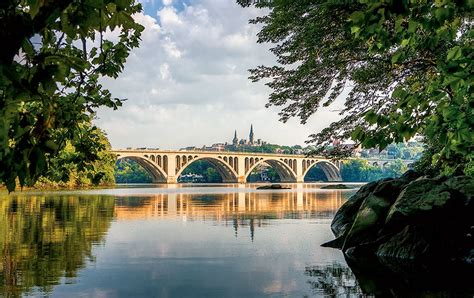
[180,160,222,183]
[341,159,408,182]
[35,125,116,188]
[305,166,329,182]
[0,0,144,191]
[247,165,281,182]
[226,143,305,154]
[239,0,473,175]
[115,159,153,183]
[0,195,115,295]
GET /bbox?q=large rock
[321,180,386,248]
[377,176,474,260]
[322,173,474,264]
[342,178,415,251]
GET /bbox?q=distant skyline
[95,0,344,149]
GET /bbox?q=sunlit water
[0,183,472,297]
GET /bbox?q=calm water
[0,184,472,297]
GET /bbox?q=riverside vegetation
[241,0,473,265]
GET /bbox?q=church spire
[233,130,238,145]
[249,124,254,144]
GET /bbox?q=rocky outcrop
[256,184,290,190]
[320,184,353,189]
[322,171,474,264]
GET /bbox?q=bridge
[112,149,343,183]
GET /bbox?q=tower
[249,124,254,144]
[233,130,238,146]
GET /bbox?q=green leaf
[447,46,462,61]
[364,110,378,124]
[408,20,418,33]
[391,51,403,64]
[349,11,365,24]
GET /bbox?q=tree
[239,0,473,176]
[36,125,116,187]
[383,159,408,178]
[0,0,144,191]
[115,159,153,183]
[341,158,407,182]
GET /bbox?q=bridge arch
[303,160,341,181]
[245,158,297,182]
[175,156,238,183]
[116,155,168,183]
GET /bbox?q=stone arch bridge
[113,149,343,183]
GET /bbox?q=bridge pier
[166,176,177,184]
[237,176,247,184]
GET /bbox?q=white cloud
[95,1,342,149]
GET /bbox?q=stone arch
[303,160,342,181]
[163,155,168,174]
[245,158,297,183]
[175,156,238,183]
[116,155,167,183]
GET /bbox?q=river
[0,183,472,297]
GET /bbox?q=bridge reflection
[114,190,349,221]
[114,190,352,240]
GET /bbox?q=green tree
[341,158,407,182]
[206,167,222,183]
[239,0,473,176]
[383,159,408,178]
[115,159,153,183]
[341,159,373,182]
[0,0,144,191]
[179,160,223,183]
[35,125,116,187]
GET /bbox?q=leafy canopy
[0,0,144,191]
[239,0,473,175]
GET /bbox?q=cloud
[95,0,342,149]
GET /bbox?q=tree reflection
[305,256,474,297]
[0,195,115,296]
[305,262,363,296]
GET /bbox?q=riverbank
[0,180,115,193]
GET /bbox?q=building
[231,125,265,147]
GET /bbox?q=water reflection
[1,187,470,297]
[0,196,115,296]
[0,188,351,297]
[114,191,346,243]
[305,263,363,296]
[117,191,343,220]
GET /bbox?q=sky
[95,0,342,149]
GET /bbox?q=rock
[398,169,422,182]
[342,178,413,251]
[322,173,474,264]
[321,184,353,189]
[256,184,290,190]
[324,179,389,248]
[376,225,431,259]
[384,176,473,230]
[377,176,474,260]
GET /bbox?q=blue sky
[95,0,342,149]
